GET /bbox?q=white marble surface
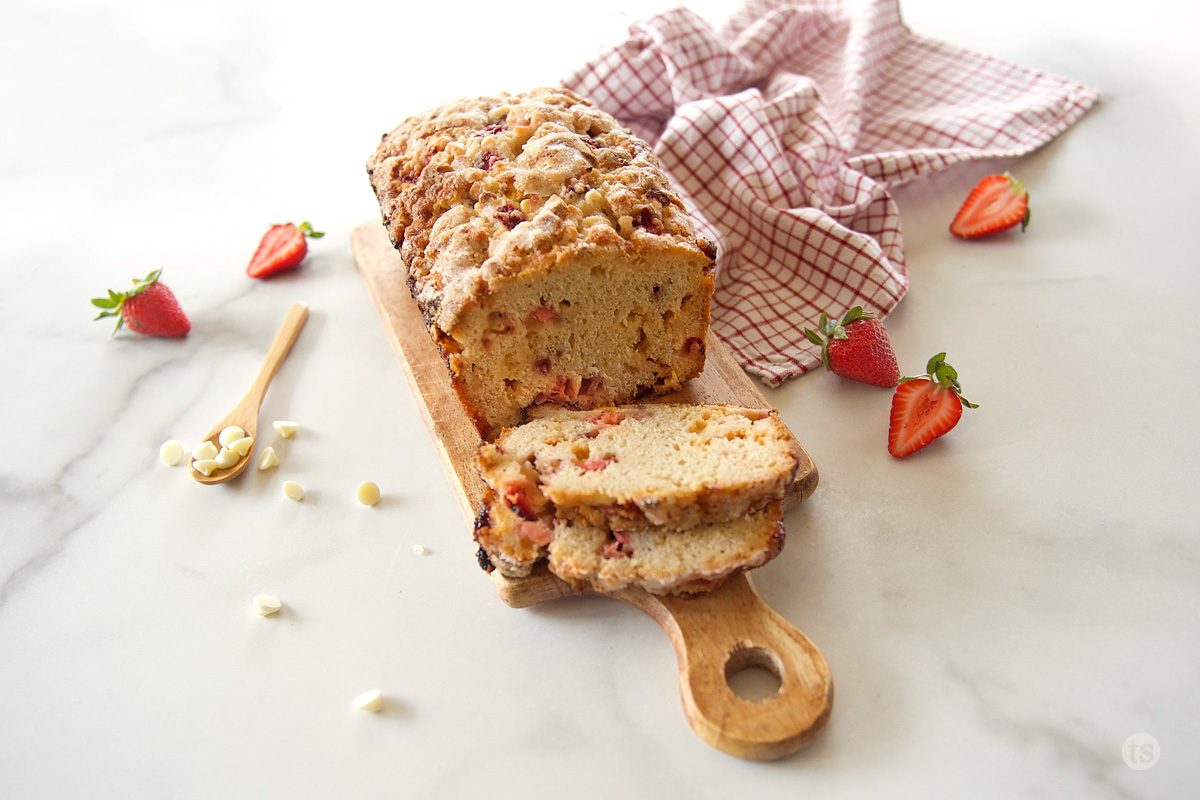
[3,0,1199,796]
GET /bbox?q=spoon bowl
[189,302,309,485]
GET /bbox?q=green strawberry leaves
[91,269,163,334]
[296,222,325,239]
[900,352,979,408]
[804,306,876,370]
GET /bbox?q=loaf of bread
[476,404,800,531]
[474,491,785,595]
[366,87,716,438]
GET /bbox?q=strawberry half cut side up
[246,221,325,279]
[949,173,1030,239]
[887,353,978,458]
[804,306,900,388]
[92,269,191,338]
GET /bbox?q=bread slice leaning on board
[475,492,786,595]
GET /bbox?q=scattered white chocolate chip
[254,595,282,616]
[192,459,220,476]
[258,446,279,470]
[192,441,218,461]
[356,481,380,506]
[218,426,245,447]
[159,440,184,466]
[352,689,383,713]
[228,436,254,457]
[273,420,298,438]
[214,447,240,469]
[282,480,304,501]
[413,545,427,556]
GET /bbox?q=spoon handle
[243,302,309,413]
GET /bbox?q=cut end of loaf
[447,254,711,438]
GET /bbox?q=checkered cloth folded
[562,0,1099,385]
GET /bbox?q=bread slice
[476,404,799,531]
[474,493,785,595]
[548,501,785,595]
[367,87,716,438]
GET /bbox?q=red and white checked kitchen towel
[562,0,1099,385]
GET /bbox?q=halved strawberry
[888,353,978,458]
[246,221,324,279]
[950,173,1030,239]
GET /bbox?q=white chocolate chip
[159,440,184,466]
[254,595,282,616]
[218,426,245,447]
[282,481,304,501]
[228,436,254,457]
[273,420,299,438]
[413,545,427,555]
[258,447,279,470]
[356,481,380,506]
[352,689,383,712]
[192,459,220,476]
[192,441,218,461]
[214,447,240,469]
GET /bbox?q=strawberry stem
[804,305,878,372]
[900,352,978,408]
[297,221,325,239]
[91,269,166,336]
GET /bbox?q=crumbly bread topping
[476,404,800,531]
[367,87,713,334]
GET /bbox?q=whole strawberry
[804,306,900,387]
[246,221,324,279]
[888,353,978,458]
[92,269,190,337]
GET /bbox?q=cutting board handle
[620,573,833,761]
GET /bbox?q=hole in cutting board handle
[724,645,783,701]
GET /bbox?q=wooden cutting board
[351,221,832,760]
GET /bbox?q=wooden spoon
[189,302,309,485]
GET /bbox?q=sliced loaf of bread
[475,403,800,531]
